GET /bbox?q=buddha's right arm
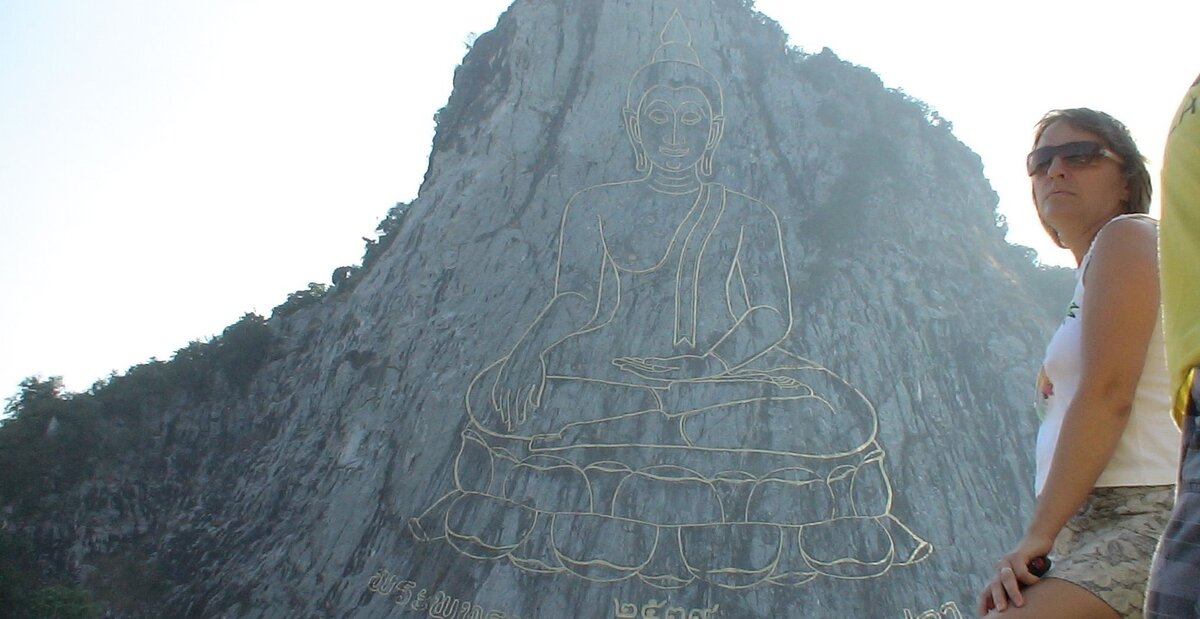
[505,291,598,362]
[493,199,610,421]
[518,199,612,358]
[492,292,596,428]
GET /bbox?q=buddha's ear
[623,107,648,171]
[623,107,642,144]
[706,115,725,150]
[699,115,725,177]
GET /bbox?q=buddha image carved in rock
[411,10,930,590]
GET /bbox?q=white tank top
[1034,214,1178,495]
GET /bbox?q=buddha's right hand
[491,350,546,432]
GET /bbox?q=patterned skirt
[1049,484,1175,618]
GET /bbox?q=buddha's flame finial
[652,10,700,66]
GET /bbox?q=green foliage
[271,282,329,318]
[0,531,35,614]
[0,314,275,510]
[0,531,98,619]
[86,548,171,615]
[0,314,274,613]
[0,317,275,612]
[305,200,411,297]
[362,201,410,270]
[376,200,409,239]
[25,586,99,619]
[213,313,274,390]
[0,378,100,506]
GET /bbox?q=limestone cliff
[4,1,1067,617]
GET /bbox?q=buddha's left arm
[706,211,793,370]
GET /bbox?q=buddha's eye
[680,111,702,126]
[646,108,670,124]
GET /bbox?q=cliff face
[8,1,1062,617]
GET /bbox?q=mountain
[1,1,1070,617]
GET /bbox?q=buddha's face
[635,85,715,171]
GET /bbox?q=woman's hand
[977,535,1052,616]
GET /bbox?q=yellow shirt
[1161,74,1200,425]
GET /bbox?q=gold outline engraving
[411,10,930,590]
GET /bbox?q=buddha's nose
[669,120,685,145]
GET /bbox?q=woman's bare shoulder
[1093,216,1158,257]
[1086,216,1158,285]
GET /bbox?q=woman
[979,109,1178,618]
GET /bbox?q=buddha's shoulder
[562,180,644,212]
[718,187,781,224]
[569,179,645,199]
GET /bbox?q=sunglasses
[1026,141,1123,176]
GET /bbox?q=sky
[0,1,1196,403]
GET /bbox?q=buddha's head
[624,12,724,177]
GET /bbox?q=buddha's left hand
[613,353,729,381]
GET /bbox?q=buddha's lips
[659,146,690,157]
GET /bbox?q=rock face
[11,1,1064,617]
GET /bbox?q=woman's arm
[980,217,1160,613]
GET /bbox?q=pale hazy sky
[1,1,1196,401]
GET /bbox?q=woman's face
[1031,120,1129,238]
[636,85,713,171]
